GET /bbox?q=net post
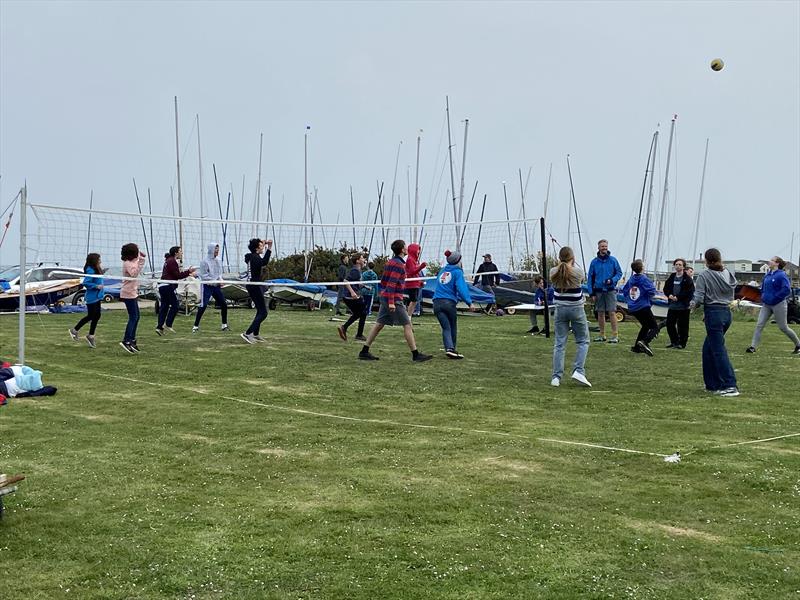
[540,216,550,338]
[18,185,27,365]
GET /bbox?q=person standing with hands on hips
[587,239,622,343]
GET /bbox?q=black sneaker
[354,335,367,342]
[793,346,800,355]
[445,350,460,359]
[745,346,756,353]
[412,352,433,363]
[630,345,642,353]
[130,341,140,353]
[119,341,135,354]
[155,327,165,337]
[527,326,540,334]
[358,351,379,361]
[665,343,676,349]
[636,340,654,357]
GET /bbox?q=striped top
[379,256,407,303]
[549,265,586,306]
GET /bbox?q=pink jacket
[404,243,427,290]
[120,255,146,299]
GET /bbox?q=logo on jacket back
[627,286,641,301]
[439,271,452,285]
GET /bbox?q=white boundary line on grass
[40,366,798,461]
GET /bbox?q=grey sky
[1,0,799,269]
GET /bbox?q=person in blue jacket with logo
[622,259,658,356]
[747,256,800,354]
[433,249,473,359]
[587,239,623,343]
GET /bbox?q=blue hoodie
[587,252,623,293]
[82,266,104,304]
[761,269,791,306]
[200,243,223,285]
[433,263,472,304]
[621,272,656,312]
[534,285,555,305]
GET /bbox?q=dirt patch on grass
[256,447,289,456]
[79,414,116,422]
[479,457,543,478]
[625,518,723,543]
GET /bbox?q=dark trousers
[123,298,140,343]
[702,305,737,391]
[666,308,690,346]
[363,294,374,316]
[157,285,180,329]
[433,298,458,351]
[194,285,228,326]
[630,307,658,345]
[246,285,268,336]
[75,301,101,335]
[342,297,367,337]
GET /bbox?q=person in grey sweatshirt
[193,243,229,332]
[689,248,738,397]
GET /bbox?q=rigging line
[1,190,21,219]
[426,111,448,209]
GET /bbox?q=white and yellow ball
[710,58,724,72]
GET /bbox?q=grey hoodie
[692,268,736,306]
[199,243,223,284]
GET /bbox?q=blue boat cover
[421,277,495,304]
[266,278,327,294]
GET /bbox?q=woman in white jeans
[747,256,800,355]
[549,246,592,387]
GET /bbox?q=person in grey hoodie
[192,243,229,333]
[689,248,738,397]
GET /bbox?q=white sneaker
[254,335,267,343]
[165,326,176,333]
[221,324,230,331]
[550,377,560,387]
[191,326,199,333]
[240,332,256,345]
[719,387,740,397]
[68,328,79,342]
[571,371,592,387]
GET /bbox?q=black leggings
[246,285,269,336]
[630,307,658,345]
[342,297,367,337]
[75,301,101,335]
[666,309,690,346]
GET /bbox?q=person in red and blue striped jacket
[358,239,432,363]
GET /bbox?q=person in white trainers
[242,238,272,344]
[746,256,800,355]
[192,243,229,334]
[550,246,591,388]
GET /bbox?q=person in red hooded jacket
[404,243,427,320]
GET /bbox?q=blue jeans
[552,304,590,379]
[157,285,180,329]
[194,285,228,326]
[123,298,140,343]
[702,305,737,391]
[246,285,268,335]
[433,298,458,351]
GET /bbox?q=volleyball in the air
[710,58,724,71]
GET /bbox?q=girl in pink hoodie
[120,243,146,354]
[404,243,427,320]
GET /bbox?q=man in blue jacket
[587,239,622,343]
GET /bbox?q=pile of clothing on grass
[0,361,57,406]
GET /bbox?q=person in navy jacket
[433,249,473,359]
[747,256,800,354]
[621,259,658,356]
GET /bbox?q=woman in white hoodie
[192,243,229,333]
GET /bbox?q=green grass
[1,306,799,599]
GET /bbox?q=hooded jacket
[760,269,792,306]
[200,243,223,285]
[587,252,622,293]
[405,243,427,289]
[621,272,657,312]
[82,266,104,304]
[433,263,472,305]
[663,271,695,310]
[693,268,736,306]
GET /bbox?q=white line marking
[536,438,668,457]
[712,432,800,448]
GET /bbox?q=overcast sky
[1,0,799,268]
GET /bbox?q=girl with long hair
[120,243,146,353]
[549,246,591,387]
[69,253,104,348]
[747,256,800,354]
[690,248,738,396]
[155,246,196,335]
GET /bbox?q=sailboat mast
[543,162,553,222]
[445,96,459,246]
[566,154,587,274]
[690,138,710,269]
[304,126,310,274]
[413,131,421,243]
[642,130,660,264]
[457,119,469,251]
[255,133,263,239]
[503,181,515,270]
[653,115,677,281]
[173,96,184,252]
[197,114,204,246]
[633,131,657,261]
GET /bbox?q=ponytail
[551,246,576,289]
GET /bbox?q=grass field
[1,305,799,599]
